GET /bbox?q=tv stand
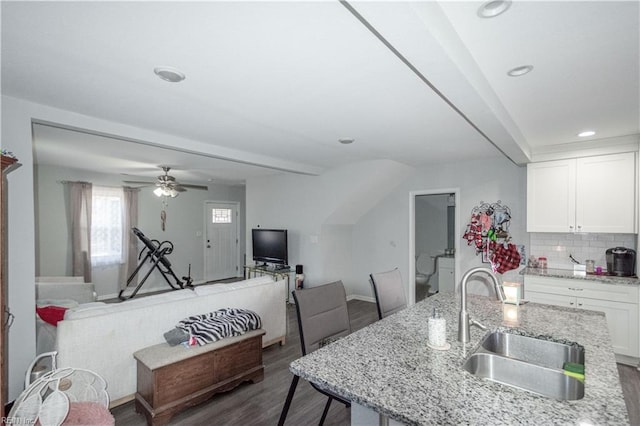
[244,265,294,303]
[270,265,290,272]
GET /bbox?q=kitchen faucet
[458,267,506,343]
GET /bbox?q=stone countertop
[289,293,628,425]
[521,266,640,286]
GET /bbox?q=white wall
[246,155,528,300]
[246,159,413,291]
[35,164,245,298]
[351,157,527,299]
[2,97,37,400]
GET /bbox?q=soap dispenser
[428,307,448,350]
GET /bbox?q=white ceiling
[2,1,638,184]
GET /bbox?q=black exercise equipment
[119,227,193,300]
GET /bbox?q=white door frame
[408,188,460,306]
[204,200,242,281]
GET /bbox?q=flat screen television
[252,229,288,266]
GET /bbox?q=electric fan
[8,352,112,426]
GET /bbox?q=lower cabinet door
[578,298,639,358]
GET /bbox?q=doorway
[409,189,459,305]
[204,201,241,282]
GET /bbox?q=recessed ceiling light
[507,65,534,77]
[578,131,596,137]
[338,138,355,145]
[154,66,186,83]
[477,0,512,18]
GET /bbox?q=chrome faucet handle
[470,318,487,331]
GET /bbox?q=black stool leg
[278,375,300,426]
[319,396,333,426]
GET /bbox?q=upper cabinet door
[527,159,576,232]
[576,152,636,233]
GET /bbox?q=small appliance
[606,247,636,277]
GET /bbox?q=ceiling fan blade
[179,184,208,190]
[174,186,188,192]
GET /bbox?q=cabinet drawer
[527,291,575,307]
[578,281,638,303]
[524,276,576,297]
[524,276,639,304]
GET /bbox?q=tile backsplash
[529,233,637,270]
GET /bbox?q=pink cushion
[62,402,114,426]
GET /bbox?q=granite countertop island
[290,293,628,425]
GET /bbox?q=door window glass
[212,208,232,224]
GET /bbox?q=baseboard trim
[347,294,376,304]
[615,354,639,367]
[110,394,135,408]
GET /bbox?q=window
[91,186,124,267]
[212,208,232,224]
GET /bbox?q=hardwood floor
[113,300,640,425]
[618,363,640,424]
[112,300,378,425]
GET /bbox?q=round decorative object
[10,360,110,426]
[427,341,451,351]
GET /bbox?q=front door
[204,201,240,282]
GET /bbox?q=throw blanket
[176,308,262,346]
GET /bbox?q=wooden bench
[133,329,265,426]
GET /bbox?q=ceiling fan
[124,166,208,198]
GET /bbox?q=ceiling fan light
[169,189,179,198]
[154,67,186,83]
[153,187,164,197]
[477,0,511,18]
[507,65,534,77]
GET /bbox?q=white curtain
[121,187,139,290]
[69,182,92,282]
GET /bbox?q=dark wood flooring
[112,300,640,425]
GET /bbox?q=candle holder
[502,281,522,305]
[502,303,519,326]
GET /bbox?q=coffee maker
[606,247,636,277]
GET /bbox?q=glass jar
[585,259,595,274]
[538,256,548,272]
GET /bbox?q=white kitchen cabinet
[527,152,636,233]
[524,275,639,358]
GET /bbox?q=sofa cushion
[192,284,229,297]
[193,275,274,296]
[65,289,197,320]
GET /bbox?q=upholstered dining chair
[278,281,352,426]
[370,268,407,320]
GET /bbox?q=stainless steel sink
[463,352,585,400]
[480,331,584,369]
[463,331,585,400]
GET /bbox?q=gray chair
[278,281,352,426]
[370,268,407,320]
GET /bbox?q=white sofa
[52,276,286,405]
[35,276,98,355]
